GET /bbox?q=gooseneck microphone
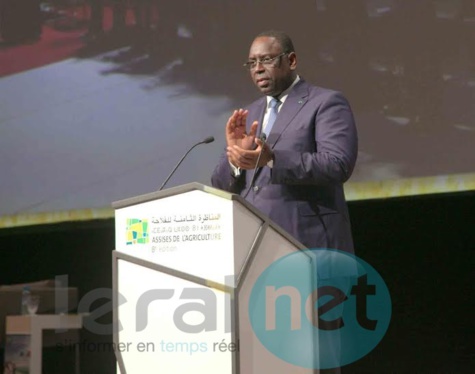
[159,136,215,191]
[243,133,267,198]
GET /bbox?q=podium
[112,183,318,373]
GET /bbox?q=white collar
[266,75,300,107]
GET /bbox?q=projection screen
[0,0,474,228]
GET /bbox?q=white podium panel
[117,259,233,374]
[115,189,235,285]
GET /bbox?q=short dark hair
[255,30,295,54]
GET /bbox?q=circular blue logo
[248,248,391,369]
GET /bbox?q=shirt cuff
[267,153,275,168]
[229,161,241,177]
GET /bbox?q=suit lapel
[250,80,310,182]
[268,80,309,148]
[248,97,267,136]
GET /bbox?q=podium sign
[112,183,316,373]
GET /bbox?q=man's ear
[288,52,297,70]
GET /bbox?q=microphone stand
[243,133,267,198]
[159,136,214,191]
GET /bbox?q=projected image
[1,0,474,226]
[311,0,475,182]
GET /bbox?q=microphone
[243,132,267,198]
[253,132,267,170]
[201,136,215,144]
[159,136,215,191]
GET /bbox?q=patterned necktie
[263,98,281,137]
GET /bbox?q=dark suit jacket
[211,80,358,253]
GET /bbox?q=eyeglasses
[243,53,288,70]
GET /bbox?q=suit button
[253,186,259,192]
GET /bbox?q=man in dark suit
[211,30,358,253]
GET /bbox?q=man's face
[247,36,297,97]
